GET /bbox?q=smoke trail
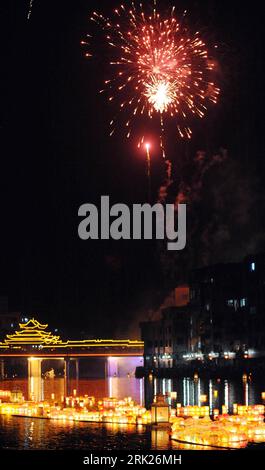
[27,0,34,20]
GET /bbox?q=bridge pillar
[28,358,43,402]
[106,357,119,377]
[0,359,4,380]
[106,356,144,378]
[64,358,71,397]
[75,358,79,394]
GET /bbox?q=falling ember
[85,1,220,153]
[27,0,34,20]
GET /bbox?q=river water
[0,376,264,450]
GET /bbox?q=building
[190,254,265,357]
[189,262,245,356]
[241,253,265,351]
[140,254,265,370]
[140,286,191,369]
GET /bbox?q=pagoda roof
[19,318,48,330]
[0,317,144,351]
[1,318,62,346]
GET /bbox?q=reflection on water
[145,376,264,413]
[0,376,264,450]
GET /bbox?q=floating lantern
[213,409,219,419]
[200,394,207,403]
[0,390,11,400]
[10,390,24,403]
[176,406,209,418]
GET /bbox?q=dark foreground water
[0,376,265,450]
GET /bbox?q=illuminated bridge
[0,319,144,400]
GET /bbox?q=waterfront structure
[141,305,190,369]
[140,253,265,369]
[243,253,265,351]
[140,286,191,369]
[0,318,144,400]
[189,262,245,355]
[190,254,265,356]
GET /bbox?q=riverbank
[136,358,265,380]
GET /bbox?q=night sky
[2,0,265,338]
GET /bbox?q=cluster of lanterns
[0,390,11,401]
[0,392,151,425]
[171,404,265,448]
[50,395,151,425]
[1,385,265,450]
[171,416,248,449]
[176,405,210,418]
[0,402,45,417]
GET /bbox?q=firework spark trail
[85,1,220,155]
[27,0,34,20]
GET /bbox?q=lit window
[250,262,256,272]
[240,298,247,307]
[227,300,234,307]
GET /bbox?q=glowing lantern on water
[200,395,207,403]
[151,394,170,424]
[213,409,219,419]
[170,391,177,400]
[10,390,24,403]
[137,416,143,425]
